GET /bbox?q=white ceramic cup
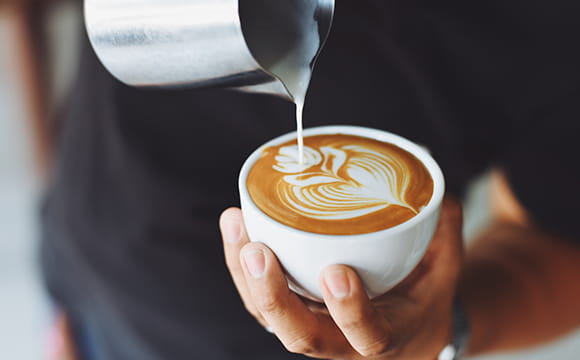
[239,126,445,301]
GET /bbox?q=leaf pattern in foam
[320,146,347,175]
[344,146,416,213]
[273,144,417,220]
[273,145,321,173]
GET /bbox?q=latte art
[274,144,418,220]
[247,134,434,235]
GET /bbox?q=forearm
[3,1,53,174]
[459,221,580,356]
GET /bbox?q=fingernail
[325,269,350,299]
[223,217,241,244]
[243,250,265,278]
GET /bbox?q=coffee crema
[247,134,434,235]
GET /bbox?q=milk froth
[247,134,434,235]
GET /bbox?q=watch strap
[438,298,470,360]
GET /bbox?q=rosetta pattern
[272,144,418,220]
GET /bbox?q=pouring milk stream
[241,0,322,165]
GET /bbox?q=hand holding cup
[220,197,464,359]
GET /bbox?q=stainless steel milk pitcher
[85,0,334,100]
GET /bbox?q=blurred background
[0,9,46,360]
[0,2,578,359]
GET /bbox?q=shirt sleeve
[501,90,580,244]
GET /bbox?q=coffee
[247,134,434,235]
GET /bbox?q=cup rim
[239,125,445,239]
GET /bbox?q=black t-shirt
[41,1,580,359]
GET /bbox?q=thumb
[429,195,464,278]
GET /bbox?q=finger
[220,208,267,327]
[302,297,330,316]
[321,265,392,358]
[240,243,349,357]
[430,196,463,252]
[428,196,464,276]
